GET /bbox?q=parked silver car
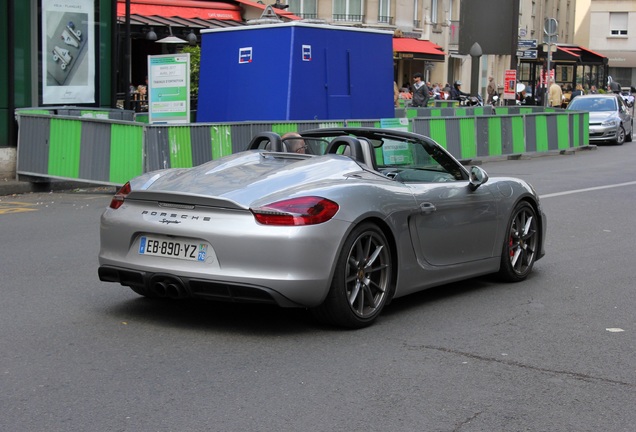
[98,128,547,328]
[567,94,633,145]
[620,90,634,108]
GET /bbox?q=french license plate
[139,236,209,262]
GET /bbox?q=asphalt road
[1,143,635,432]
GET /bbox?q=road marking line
[0,201,39,215]
[540,180,636,199]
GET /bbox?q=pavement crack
[406,344,634,388]
[453,411,482,432]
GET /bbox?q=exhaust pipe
[166,283,184,299]
[149,277,187,299]
[152,281,168,297]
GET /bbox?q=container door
[324,48,352,119]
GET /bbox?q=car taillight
[251,196,339,226]
[109,182,131,210]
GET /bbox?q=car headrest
[246,132,285,152]
[325,137,365,164]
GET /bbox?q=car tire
[614,126,626,145]
[312,223,393,329]
[497,202,539,282]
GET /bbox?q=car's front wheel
[614,125,626,145]
[312,223,392,328]
[498,202,539,282]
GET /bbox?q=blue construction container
[196,22,394,122]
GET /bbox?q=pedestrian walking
[411,72,430,107]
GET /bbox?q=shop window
[556,65,573,83]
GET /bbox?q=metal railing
[332,14,364,22]
[378,15,394,25]
[295,12,318,19]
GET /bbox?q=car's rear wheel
[312,223,392,329]
[614,126,626,145]
[498,202,539,282]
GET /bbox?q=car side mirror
[469,166,489,191]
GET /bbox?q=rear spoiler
[127,190,248,211]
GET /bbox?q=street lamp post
[124,0,131,110]
[544,18,558,107]
[469,42,482,98]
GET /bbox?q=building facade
[282,0,607,98]
[578,0,635,89]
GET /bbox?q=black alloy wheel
[312,223,392,328]
[498,202,539,282]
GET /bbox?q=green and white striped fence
[15,107,589,186]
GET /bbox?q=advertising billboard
[148,54,191,124]
[41,0,95,105]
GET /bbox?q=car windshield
[568,97,617,112]
[375,138,466,182]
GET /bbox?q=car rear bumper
[98,265,307,307]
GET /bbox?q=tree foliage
[180,45,201,98]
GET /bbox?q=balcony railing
[378,15,394,25]
[413,19,421,28]
[332,14,364,22]
[294,12,318,19]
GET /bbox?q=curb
[0,179,114,197]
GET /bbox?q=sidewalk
[0,178,113,197]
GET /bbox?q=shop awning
[116,14,245,30]
[393,38,446,62]
[541,44,608,64]
[231,0,301,20]
[116,0,243,21]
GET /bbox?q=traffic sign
[544,18,558,36]
[516,50,538,59]
[518,39,537,49]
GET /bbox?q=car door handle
[420,202,437,214]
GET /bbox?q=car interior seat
[246,132,286,152]
[325,136,366,166]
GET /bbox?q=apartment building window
[378,0,392,24]
[413,0,420,28]
[609,12,628,36]
[287,0,317,19]
[333,0,364,22]
[431,0,438,24]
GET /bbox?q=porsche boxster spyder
[98,128,546,328]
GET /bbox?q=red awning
[557,46,580,58]
[231,0,301,20]
[116,0,242,21]
[393,38,446,61]
[552,45,607,64]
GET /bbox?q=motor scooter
[459,94,483,107]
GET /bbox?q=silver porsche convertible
[98,128,546,328]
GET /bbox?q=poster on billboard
[148,54,191,124]
[42,0,95,105]
[504,69,517,100]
